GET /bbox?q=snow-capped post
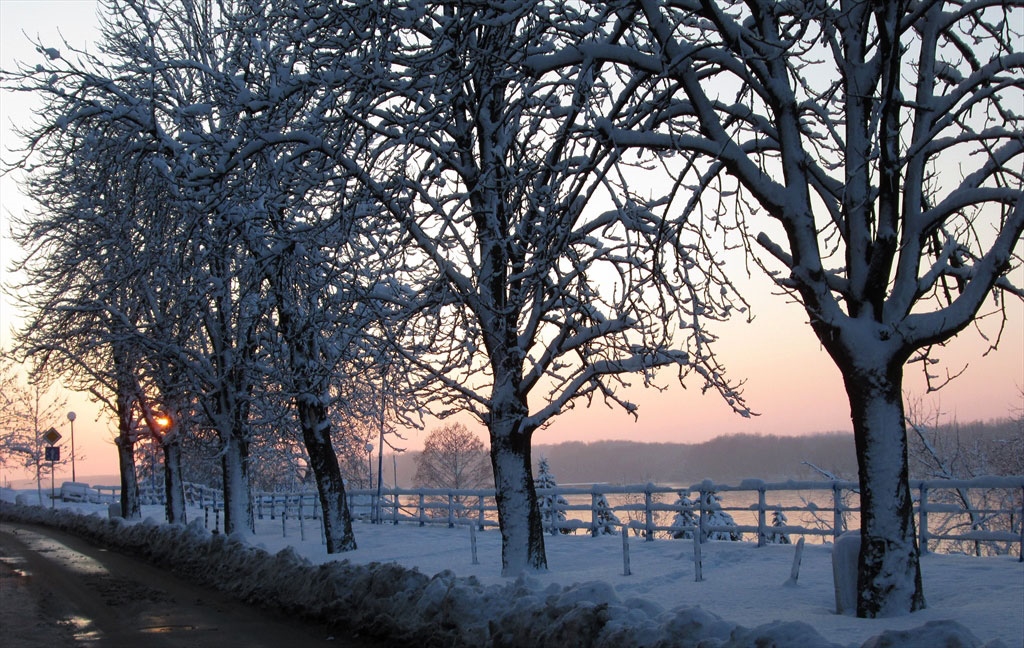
[788,537,806,586]
[757,487,767,548]
[470,523,479,566]
[644,484,655,542]
[621,524,631,576]
[693,531,703,582]
[919,485,930,555]
[831,484,844,544]
[833,532,861,615]
[698,485,709,543]
[1019,488,1024,563]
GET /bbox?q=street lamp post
[67,411,76,482]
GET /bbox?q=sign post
[67,411,77,482]
[42,428,62,507]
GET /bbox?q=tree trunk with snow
[115,391,141,520]
[296,396,356,553]
[221,433,252,535]
[835,349,925,616]
[162,435,186,525]
[489,412,546,575]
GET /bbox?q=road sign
[45,446,60,461]
[43,427,62,445]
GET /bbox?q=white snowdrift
[0,500,1017,648]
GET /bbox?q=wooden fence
[129,476,1024,558]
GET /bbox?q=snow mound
[0,502,1007,648]
[859,620,1009,648]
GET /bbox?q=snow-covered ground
[1,489,1020,647]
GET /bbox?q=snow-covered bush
[591,494,620,536]
[671,490,741,542]
[669,492,698,539]
[534,457,570,535]
[701,490,741,541]
[766,509,791,544]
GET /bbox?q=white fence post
[698,486,708,543]
[470,523,479,565]
[832,483,843,542]
[788,537,806,584]
[644,484,654,541]
[693,529,703,582]
[621,525,631,575]
[919,483,929,555]
[757,486,767,548]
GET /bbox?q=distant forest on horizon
[53,416,1021,490]
[387,416,1021,487]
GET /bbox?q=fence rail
[111,476,1024,558]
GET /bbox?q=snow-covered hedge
[0,501,1004,648]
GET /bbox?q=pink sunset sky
[1,2,1021,483]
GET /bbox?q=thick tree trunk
[221,434,253,535]
[489,415,546,575]
[162,437,186,525]
[116,436,141,520]
[297,396,356,553]
[842,360,926,617]
[115,393,141,520]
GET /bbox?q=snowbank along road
[0,521,381,647]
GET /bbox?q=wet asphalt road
[0,521,383,647]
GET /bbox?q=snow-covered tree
[767,509,791,545]
[907,400,1023,556]
[327,0,748,575]
[700,490,741,542]
[669,492,698,540]
[6,107,170,519]
[561,0,1024,616]
[534,457,570,536]
[0,362,67,503]
[592,494,621,537]
[414,423,492,493]
[2,0,403,547]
